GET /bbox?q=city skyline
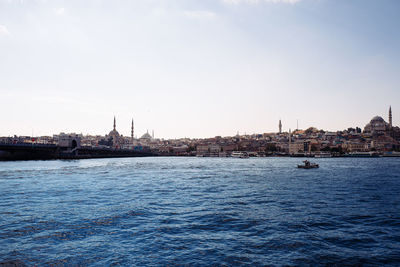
[1,0,400,138]
[1,107,396,140]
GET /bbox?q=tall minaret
[288,128,292,154]
[279,119,282,134]
[131,119,134,142]
[389,106,392,128]
[113,116,116,131]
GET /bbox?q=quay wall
[0,144,157,161]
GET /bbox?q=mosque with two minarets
[105,116,155,149]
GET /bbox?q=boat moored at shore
[231,151,249,158]
[345,152,380,158]
[382,151,400,157]
[314,152,332,158]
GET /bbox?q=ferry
[314,152,332,158]
[231,151,249,158]
[382,152,400,157]
[345,152,380,158]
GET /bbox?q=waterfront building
[36,136,54,145]
[196,144,209,156]
[221,144,237,153]
[58,133,81,149]
[171,145,189,156]
[289,141,305,154]
[342,142,367,152]
[80,135,102,147]
[196,144,221,157]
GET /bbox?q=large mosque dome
[108,129,120,137]
[364,115,389,134]
[371,116,385,123]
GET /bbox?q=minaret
[113,116,116,131]
[152,130,154,139]
[279,119,282,134]
[131,119,134,143]
[389,106,392,128]
[288,128,292,154]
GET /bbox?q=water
[0,157,400,266]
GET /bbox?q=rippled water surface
[1,157,400,266]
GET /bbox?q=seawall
[0,144,157,161]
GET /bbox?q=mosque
[107,117,120,145]
[105,116,154,148]
[139,130,153,143]
[363,106,399,138]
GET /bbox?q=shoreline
[1,144,399,161]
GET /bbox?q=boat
[314,152,332,158]
[345,152,380,158]
[297,160,319,169]
[382,152,400,157]
[290,152,305,157]
[231,151,249,158]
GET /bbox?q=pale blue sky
[1,0,399,138]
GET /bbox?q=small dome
[140,132,152,139]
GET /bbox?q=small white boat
[231,151,249,158]
[314,152,332,158]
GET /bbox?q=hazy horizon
[1,0,399,138]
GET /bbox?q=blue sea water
[0,157,400,266]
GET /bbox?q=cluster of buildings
[1,106,399,157]
[189,106,399,157]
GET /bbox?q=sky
[1,0,399,138]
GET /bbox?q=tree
[305,127,317,135]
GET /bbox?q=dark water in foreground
[0,157,400,266]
